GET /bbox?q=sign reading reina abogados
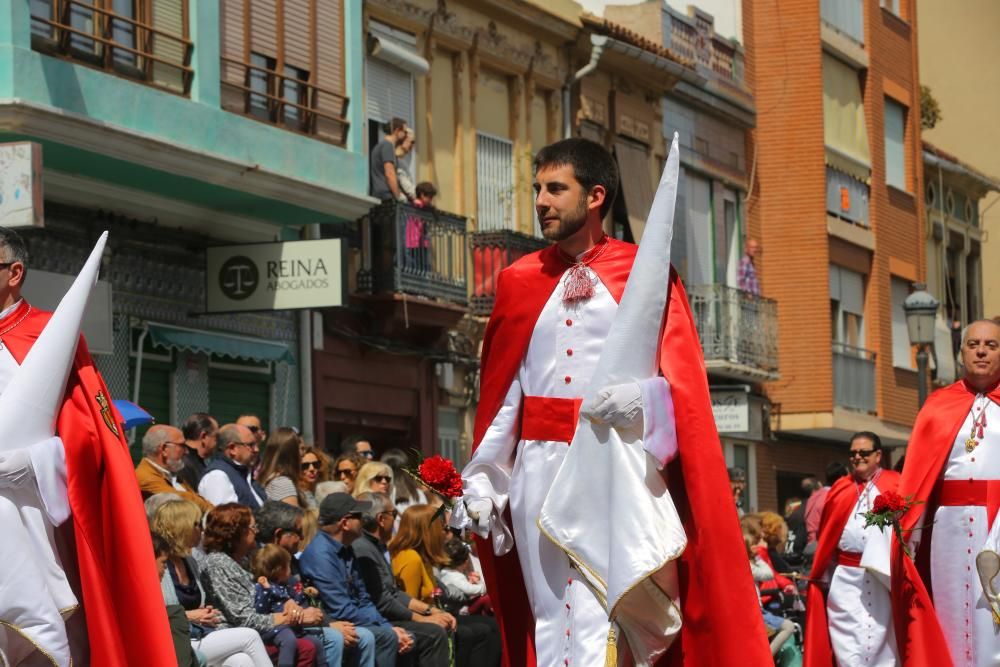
[206,239,343,313]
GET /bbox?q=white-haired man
[135,423,212,512]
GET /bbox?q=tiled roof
[923,141,1000,191]
[580,13,692,68]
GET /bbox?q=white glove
[587,382,644,429]
[449,496,494,540]
[0,448,33,489]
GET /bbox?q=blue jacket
[298,531,391,628]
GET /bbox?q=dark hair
[259,427,306,502]
[252,543,292,582]
[150,532,170,559]
[444,537,470,569]
[255,501,304,544]
[533,138,619,218]
[182,412,217,441]
[850,431,882,451]
[384,117,407,134]
[0,227,29,279]
[202,503,253,556]
[415,182,437,199]
[340,435,369,455]
[824,461,849,486]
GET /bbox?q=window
[829,265,866,349]
[823,54,870,181]
[821,0,864,44]
[826,166,870,226]
[437,407,465,466]
[249,53,276,121]
[884,98,907,190]
[247,53,311,129]
[891,277,914,369]
[881,0,901,17]
[476,133,515,232]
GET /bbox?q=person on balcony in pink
[738,238,761,295]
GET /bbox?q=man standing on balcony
[738,238,761,295]
[803,432,900,667]
[890,319,1000,666]
[451,138,770,667]
[369,117,407,202]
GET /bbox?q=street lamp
[903,283,940,408]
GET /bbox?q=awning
[146,322,295,365]
[822,53,871,181]
[368,35,430,76]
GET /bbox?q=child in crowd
[252,544,326,667]
[437,537,491,615]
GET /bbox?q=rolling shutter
[209,368,271,432]
[129,360,172,464]
[366,56,413,125]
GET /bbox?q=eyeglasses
[235,440,257,449]
[379,509,399,520]
[301,460,321,471]
[372,475,392,483]
[335,468,357,479]
[849,449,876,460]
[0,263,14,271]
[358,450,375,459]
[246,425,261,434]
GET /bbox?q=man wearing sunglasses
[804,432,900,666]
[237,414,266,448]
[891,319,1000,666]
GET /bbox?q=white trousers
[826,564,897,667]
[193,628,272,667]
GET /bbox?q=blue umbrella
[112,399,155,430]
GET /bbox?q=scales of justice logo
[219,255,259,301]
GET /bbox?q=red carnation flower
[872,490,905,514]
[419,455,463,498]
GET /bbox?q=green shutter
[129,359,172,464]
[209,368,271,432]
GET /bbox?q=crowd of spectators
[137,415,500,666]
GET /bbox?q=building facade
[0,0,371,458]
[745,0,925,510]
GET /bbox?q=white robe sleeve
[458,372,522,555]
[28,437,70,526]
[860,525,893,590]
[639,376,678,469]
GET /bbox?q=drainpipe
[130,322,149,446]
[563,34,608,139]
[299,223,320,444]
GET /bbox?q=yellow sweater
[391,549,435,603]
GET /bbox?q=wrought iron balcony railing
[469,230,549,317]
[687,284,779,381]
[360,201,467,305]
[832,342,876,413]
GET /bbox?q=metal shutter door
[366,56,413,126]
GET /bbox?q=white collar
[0,299,23,320]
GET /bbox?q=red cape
[890,380,1000,666]
[3,300,176,666]
[803,469,900,666]
[472,239,772,667]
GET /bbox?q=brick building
[744,0,925,510]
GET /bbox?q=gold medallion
[967,437,979,453]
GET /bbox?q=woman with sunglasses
[331,454,363,494]
[389,505,501,667]
[352,462,393,498]
[259,428,308,508]
[298,447,329,510]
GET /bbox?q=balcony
[664,6,746,94]
[469,230,549,317]
[360,201,467,307]
[687,284,779,382]
[30,0,194,95]
[826,166,870,227]
[220,57,350,146]
[833,342,876,413]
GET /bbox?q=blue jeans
[307,626,376,667]
[361,624,399,667]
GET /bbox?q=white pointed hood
[0,231,107,451]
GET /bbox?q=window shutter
[686,173,713,286]
[220,0,246,113]
[365,56,414,126]
[476,133,515,232]
[891,277,912,368]
[151,0,185,93]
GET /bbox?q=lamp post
[903,283,940,408]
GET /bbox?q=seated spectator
[352,462,393,499]
[299,493,413,666]
[389,505,501,667]
[437,538,489,616]
[413,182,437,210]
[332,454,364,495]
[299,447,330,510]
[741,521,796,660]
[179,412,219,492]
[136,424,212,513]
[199,504,321,667]
[252,545,327,667]
[153,532,205,667]
[754,512,797,612]
[260,428,308,507]
[760,510,796,576]
[379,449,427,514]
[153,500,272,667]
[199,425,265,510]
[353,492,451,666]
[146,492,183,523]
[236,414,267,449]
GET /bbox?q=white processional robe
[462,267,674,667]
[826,479,898,667]
[930,395,1000,667]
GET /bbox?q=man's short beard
[541,197,589,242]
[167,458,185,474]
